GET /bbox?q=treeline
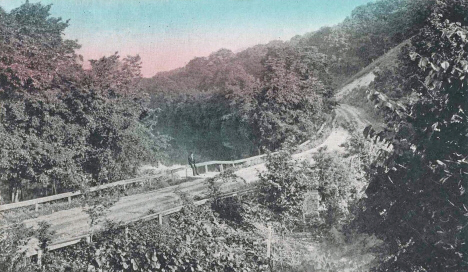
[143,44,334,163]
[143,0,438,164]
[0,3,167,202]
[145,42,331,162]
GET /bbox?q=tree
[359,3,468,270]
[251,45,330,151]
[258,148,314,228]
[0,3,166,202]
[0,2,81,94]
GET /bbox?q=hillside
[141,0,436,166]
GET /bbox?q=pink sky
[74,27,314,77]
[3,0,374,78]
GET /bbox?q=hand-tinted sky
[3,0,374,77]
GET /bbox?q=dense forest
[1,0,468,271]
[142,0,436,163]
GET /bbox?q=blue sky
[2,0,374,77]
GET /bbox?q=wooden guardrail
[0,152,270,212]
[0,167,185,212]
[27,186,257,258]
[193,153,269,174]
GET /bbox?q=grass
[340,39,411,89]
[342,85,386,131]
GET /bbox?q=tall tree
[0,2,81,94]
[251,45,329,150]
[359,2,468,270]
[0,3,165,202]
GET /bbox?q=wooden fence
[0,153,271,212]
[29,186,257,259]
[0,167,184,212]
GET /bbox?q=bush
[42,202,269,271]
[258,148,314,228]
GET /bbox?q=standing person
[188,152,199,176]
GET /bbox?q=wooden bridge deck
[18,162,268,255]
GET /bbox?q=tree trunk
[16,187,21,202]
[12,187,21,203]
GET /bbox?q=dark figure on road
[188,152,199,176]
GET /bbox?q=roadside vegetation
[1,0,468,271]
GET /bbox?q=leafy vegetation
[0,3,167,203]
[146,43,333,163]
[12,143,374,271]
[142,0,445,165]
[357,1,468,270]
[37,198,270,271]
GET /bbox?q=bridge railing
[27,186,258,258]
[0,152,271,212]
[193,153,269,174]
[0,167,185,212]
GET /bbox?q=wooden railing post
[37,249,42,266]
[35,203,39,212]
[220,164,224,173]
[266,226,272,258]
[205,165,208,173]
[158,214,162,225]
[68,196,71,204]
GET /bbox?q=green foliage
[258,148,313,226]
[207,171,247,227]
[283,231,382,272]
[152,90,256,163]
[358,2,468,270]
[41,202,269,271]
[0,223,36,272]
[251,45,331,151]
[295,0,437,87]
[143,0,447,161]
[0,3,167,202]
[0,86,159,201]
[310,149,363,228]
[257,142,372,235]
[0,2,81,92]
[145,40,333,162]
[343,0,435,65]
